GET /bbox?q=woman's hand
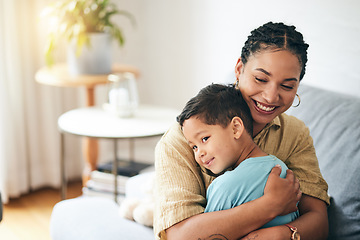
[264,165,302,216]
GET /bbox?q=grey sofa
[50,84,360,240]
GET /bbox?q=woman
[154,22,329,240]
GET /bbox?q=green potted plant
[42,0,135,75]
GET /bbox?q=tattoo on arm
[198,234,229,240]
[198,233,258,240]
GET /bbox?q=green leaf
[41,0,135,66]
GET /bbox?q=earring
[234,78,239,89]
[293,94,301,107]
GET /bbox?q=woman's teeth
[256,102,276,112]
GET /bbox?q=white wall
[99,0,359,164]
[113,0,209,110]
[200,0,360,97]
[115,0,360,111]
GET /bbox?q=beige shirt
[154,113,329,239]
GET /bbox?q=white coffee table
[58,105,179,201]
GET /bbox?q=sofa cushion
[286,84,360,240]
[50,197,154,240]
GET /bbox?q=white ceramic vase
[67,32,112,75]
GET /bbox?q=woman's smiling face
[235,50,301,135]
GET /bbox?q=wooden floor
[0,180,83,240]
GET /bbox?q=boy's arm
[166,166,301,240]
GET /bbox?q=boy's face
[182,117,241,174]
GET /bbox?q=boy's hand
[264,165,302,216]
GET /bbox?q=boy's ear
[231,117,244,139]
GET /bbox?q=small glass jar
[104,72,139,117]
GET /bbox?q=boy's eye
[202,136,209,143]
[192,145,198,151]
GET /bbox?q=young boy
[176,83,299,228]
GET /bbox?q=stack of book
[82,159,152,201]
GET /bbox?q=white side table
[58,105,179,202]
[36,63,140,186]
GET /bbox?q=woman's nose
[262,85,280,103]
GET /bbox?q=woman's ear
[235,58,244,79]
[231,117,244,139]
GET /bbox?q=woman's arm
[239,195,328,240]
[166,166,301,240]
[294,194,328,239]
[280,117,329,239]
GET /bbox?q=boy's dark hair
[177,84,253,136]
[241,22,309,80]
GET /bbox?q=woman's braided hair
[241,22,309,80]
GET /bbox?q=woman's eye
[202,137,209,143]
[255,77,267,83]
[281,84,294,90]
